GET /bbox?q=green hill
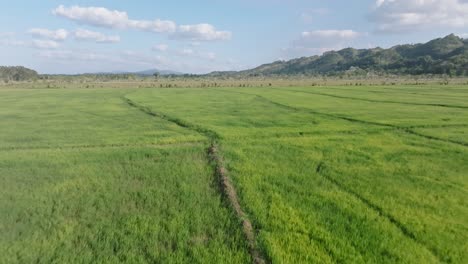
[216,34,468,77]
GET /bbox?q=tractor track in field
[379,86,468,94]
[0,142,204,152]
[283,89,468,109]
[213,88,456,261]
[406,123,468,129]
[261,95,468,147]
[398,129,468,147]
[221,128,392,141]
[315,162,443,262]
[306,86,468,100]
[123,96,268,264]
[217,89,468,147]
[0,130,393,152]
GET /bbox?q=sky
[0,0,467,74]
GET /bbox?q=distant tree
[153,72,160,80]
[0,66,39,81]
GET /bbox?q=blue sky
[1,0,467,74]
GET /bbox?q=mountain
[211,34,468,77]
[133,69,183,76]
[0,66,39,81]
[88,69,183,76]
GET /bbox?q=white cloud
[1,33,60,49]
[284,29,364,58]
[53,5,129,28]
[74,29,120,43]
[370,0,468,33]
[152,44,169,52]
[127,20,177,33]
[28,28,68,41]
[52,5,231,42]
[177,48,216,60]
[32,40,60,49]
[172,24,232,41]
[301,30,361,39]
[52,5,176,33]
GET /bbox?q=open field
[1,84,467,263]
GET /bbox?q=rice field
[1,84,467,263]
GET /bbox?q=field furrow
[236,90,468,147]
[315,161,442,261]
[285,88,468,109]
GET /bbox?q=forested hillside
[213,34,468,77]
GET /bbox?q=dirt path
[209,144,266,264]
[123,96,267,264]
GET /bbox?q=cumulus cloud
[28,28,68,41]
[74,29,120,43]
[370,0,468,33]
[172,24,232,41]
[284,29,364,58]
[52,5,176,33]
[52,5,232,41]
[0,32,60,49]
[127,20,177,33]
[32,39,60,49]
[152,44,169,52]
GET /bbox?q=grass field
[1,84,467,263]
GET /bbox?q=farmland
[1,83,467,263]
